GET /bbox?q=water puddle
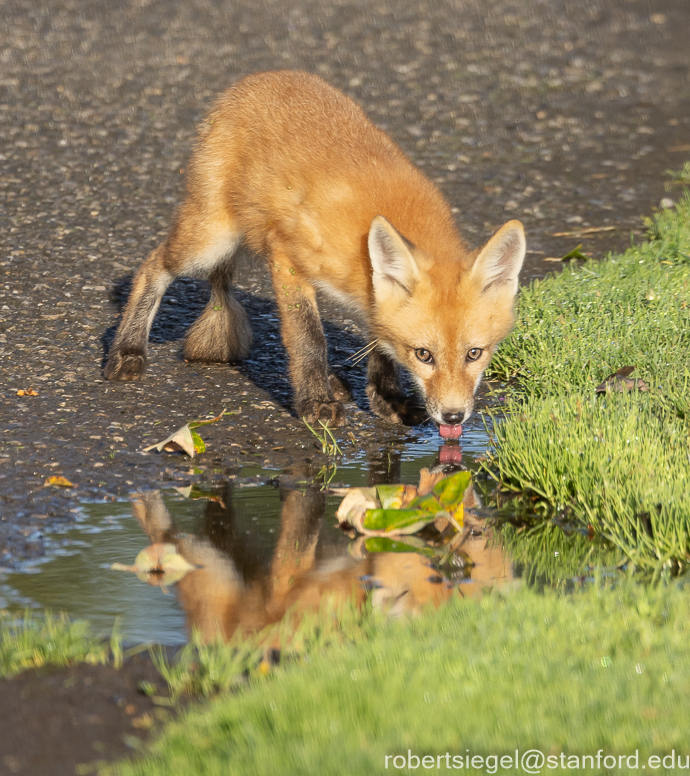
[0,425,612,645]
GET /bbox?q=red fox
[104,70,525,438]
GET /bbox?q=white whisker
[346,338,379,363]
[347,339,379,366]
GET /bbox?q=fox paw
[366,386,424,425]
[300,400,347,427]
[104,350,147,381]
[328,372,353,402]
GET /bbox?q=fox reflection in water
[130,478,513,643]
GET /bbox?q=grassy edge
[480,187,690,573]
[105,581,690,775]
[0,610,112,677]
[3,585,689,774]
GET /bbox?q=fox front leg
[366,346,423,425]
[268,242,346,427]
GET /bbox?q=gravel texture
[1,0,689,564]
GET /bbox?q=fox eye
[415,348,434,364]
[466,348,483,362]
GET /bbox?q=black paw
[104,350,147,381]
[300,400,347,427]
[328,372,353,402]
[366,385,425,425]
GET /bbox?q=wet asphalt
[1,0,689,564]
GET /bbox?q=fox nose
[441,412,463,425]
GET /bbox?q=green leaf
[431,470,472,507]
[362,509,437,535]
[190,429,206,454]
[562,244,587,261]
[188,408,233,429]
[375,484,409,509]
[405,493,442,513]
[363,537,438,557]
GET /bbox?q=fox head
[368,216,525,435]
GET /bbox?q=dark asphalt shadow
[102,273,372,414]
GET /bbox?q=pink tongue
[439,423,463,439]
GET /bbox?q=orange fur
[105,71,525,428]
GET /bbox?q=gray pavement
[1,0,689,562]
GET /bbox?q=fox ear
[368,216,419,301]
[471,220,525,295]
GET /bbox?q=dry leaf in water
[111,542,200,588]
[174,485,226,507]
[335,488,379,529]
[335,470,471,537]
[416,468,447,496]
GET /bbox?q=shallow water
[0,423,607,645]
[1,428,498,643]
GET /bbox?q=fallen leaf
[188,409,232,429]
[595,366,649,394]
[142,409,228,457]
[258,660,271,676]
[375,483,419,510]
[335,470,471,537]
[143,424,203,457]
[362,536,440,557]
[44,476,75,488]
[174,485,226,507]
[561,244,588,261]
[432,470,473,508]
[111,542,200,588]
[335,487,379,529]
[607,366,635,379]
[131,714,154,730]
[417,468,448,496]
[361,507,445,536]
[17,388,39,397]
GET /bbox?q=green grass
[152,599,377,698]
[489,193,690,398]
[484,190,690,575]
[303,418,344,456]
[0,611,111,677]
[665,161,690,188]
[493,516,624,586]
[107,583,690,775]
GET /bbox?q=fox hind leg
[183,262,253,363]
[105,201,244,380]
[104,242,174,381]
